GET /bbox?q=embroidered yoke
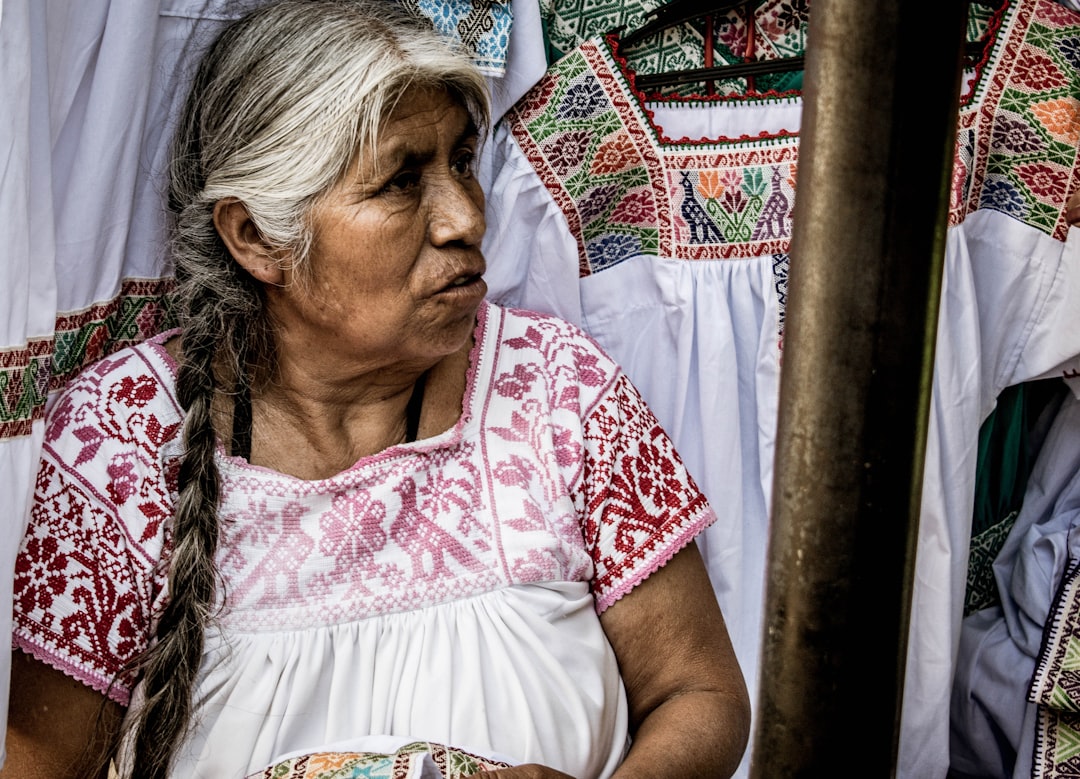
[13,301,715,779]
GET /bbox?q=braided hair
[116,2,489,775]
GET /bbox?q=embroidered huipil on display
[539,0,807,95]
[13,302,715,779]
[935,3,1080,777]
[482,34,799,779]
[479,2,1080,776]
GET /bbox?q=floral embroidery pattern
[247,740,512,778]
[951,0,1080,239]
[14,347,181,699]
[506,37,800,274]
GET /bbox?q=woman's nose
[428,176,486,247]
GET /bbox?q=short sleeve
[579,371,716,613]
[12,350,180,705]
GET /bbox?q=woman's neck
[227,337,471,479]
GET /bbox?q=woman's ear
[213,198,286,285]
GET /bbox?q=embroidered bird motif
[679,172,724,244]
[753,167,791,241]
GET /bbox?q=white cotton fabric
[0,0,56,764]
[151,583,622,778]
[47,0,546,316]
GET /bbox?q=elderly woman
[2,1,750,777]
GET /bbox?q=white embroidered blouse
[13,301,716,779]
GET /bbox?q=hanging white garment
[480,34,799,779]
[0,6,232,761]
[479,2,1080,776]
[0,0,57,764]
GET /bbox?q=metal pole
[750,1,968,776]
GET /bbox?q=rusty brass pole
[750,1,968,776]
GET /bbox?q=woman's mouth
[441,272,485,293]
[449,273,478,287]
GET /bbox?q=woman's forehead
[359,92,476,165]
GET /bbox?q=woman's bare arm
[601,541,751,779]
[472,542,750,779]
[2,651,123,779]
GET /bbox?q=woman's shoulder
[489,302,615,363]
[483,302,624,402]
[43,331,183,448]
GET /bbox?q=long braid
[111,2,490,774]
[121,256,265,778]
[131,299,223,778]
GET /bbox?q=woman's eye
[384,170,420,193]
[451,150,476,177]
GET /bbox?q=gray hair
[171,0,490,270]
[121,3,490,776]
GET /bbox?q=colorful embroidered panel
[951,0,1080,239]
[507,0,1079,278]
[50,278,177,393]
[0,339,53,440]
[247,741,512,779]
[0,277,175,442]
[505,35,801,276]
[1032,565,1080,776]
[404,0,514,76]
[540,0,809,96]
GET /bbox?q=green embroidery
[50,281,177,390]
[0,344,51,437]
[961,1,1080,237]
[0,279,176,441]
[1053,716,1080,764]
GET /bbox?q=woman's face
[271,87,487,374]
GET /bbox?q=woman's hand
[466,765,575,778]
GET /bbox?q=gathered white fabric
[119,582,627,778]
[173,583,622,777]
